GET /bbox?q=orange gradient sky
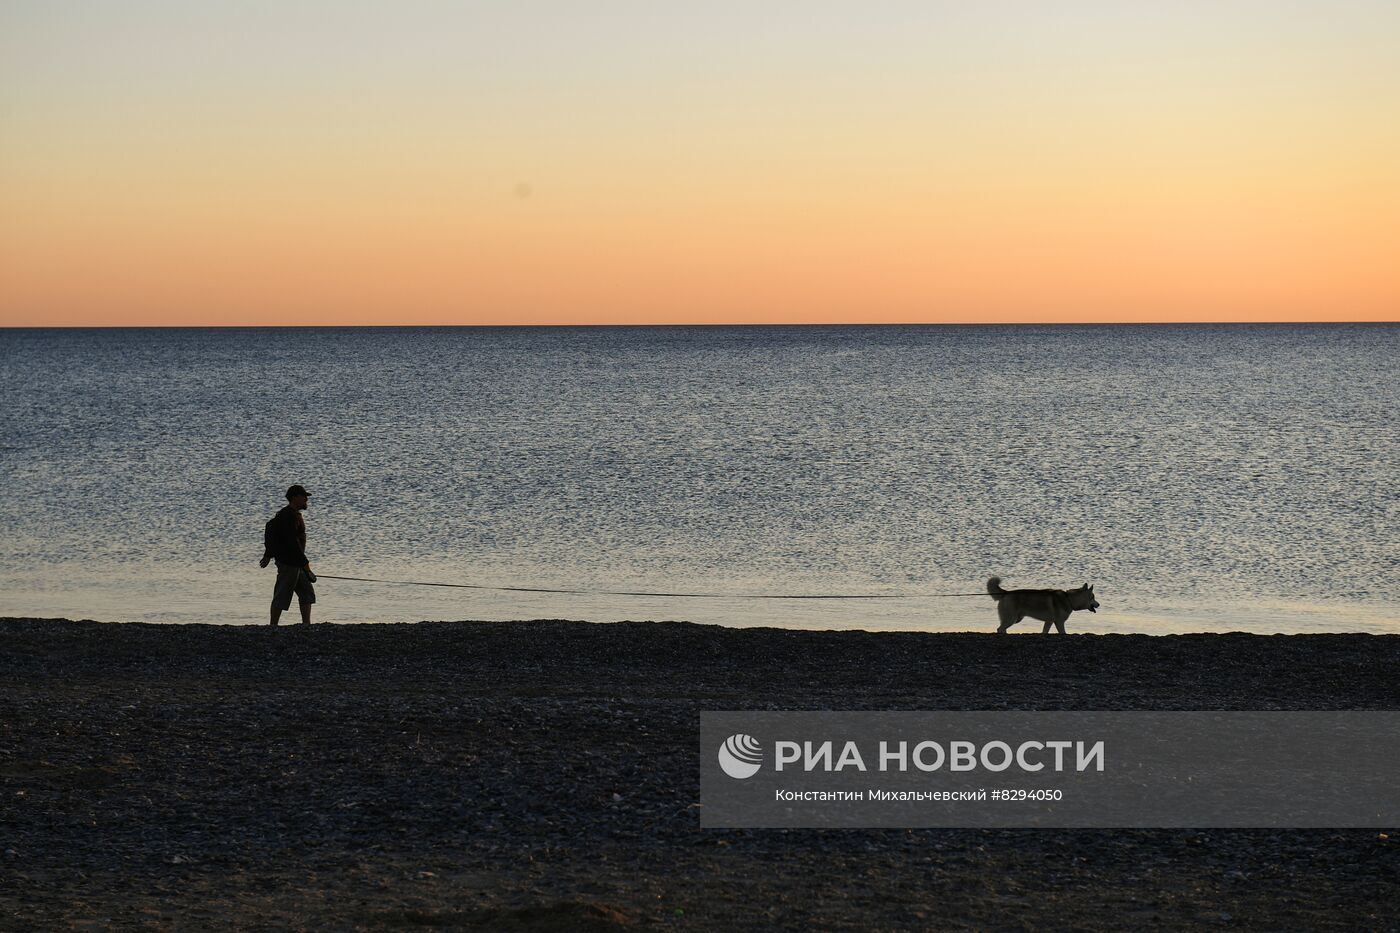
[2,2,1397,325]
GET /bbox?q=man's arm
[294,513,310,571]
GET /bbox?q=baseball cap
[285,484,310,500]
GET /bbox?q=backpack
[264,514,279,555]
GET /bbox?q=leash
[315,574,990,600]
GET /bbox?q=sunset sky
[2,1,1396,326]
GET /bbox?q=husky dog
[987,577,1098,634]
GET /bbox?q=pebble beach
[2,617,1397,931]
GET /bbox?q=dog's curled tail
[987,576,1006,600]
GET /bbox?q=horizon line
[2,319,1397,330]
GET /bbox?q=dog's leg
[996,603,1018,634]
[1041,619,1053,634]
[1053,614,1067,635]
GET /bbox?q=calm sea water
[1,325,1395,633]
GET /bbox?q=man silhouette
[261,484,316,626]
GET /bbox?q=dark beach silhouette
[2,617,1397,929]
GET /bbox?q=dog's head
[1070,583,1099,613]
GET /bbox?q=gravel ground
[1,617,1397,931]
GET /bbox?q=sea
[1,324,1395,633]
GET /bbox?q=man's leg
[271,564,296,625]
[294,569,315,625]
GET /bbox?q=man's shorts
[272,562,316,610]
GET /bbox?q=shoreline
[4,617,1398,930]
[2,607,1394,636]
